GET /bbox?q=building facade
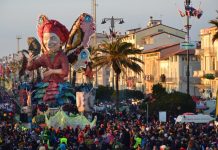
[143,44,200,96]
[193,26,218,98]
[121,17,187,93]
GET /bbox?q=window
[182,57,185,61]
[174,56,177,62]
[184,66,187,77]
[106,70,110,75]
[192,56,197,61]
[169,57,173,62]
[144,37,153,44]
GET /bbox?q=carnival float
[15,13,97,129]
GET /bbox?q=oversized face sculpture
[80,14,95,48]
[73,48,90,71]
[43,33,61,53]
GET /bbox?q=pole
[16,36,22,52]
[146,102,149,124]
[185,0,190,95]
[186,17,190,95]
[110,17,115,90]
[92,0,98,88]
[101,16,124,90]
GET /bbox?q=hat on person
[160,145,168,150]
[37,15,69,43]
[180,147,186,150]
[115,145,119,149]
[94,138,99,145]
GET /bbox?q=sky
[0,0,217,58]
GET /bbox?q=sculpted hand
[28,52,34,62]
[43,68,54,77]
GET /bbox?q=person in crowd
[0,102,218,149]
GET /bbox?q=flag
[110,28,116,38]
[216,90,218,117]
[196,9,203,19]
[178,9,185,17]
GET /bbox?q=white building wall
[144,33,184,50]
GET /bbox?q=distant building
[143,43,200,95]
[193,26,218,98]
[122,16,186,50]
[121,17,189,94]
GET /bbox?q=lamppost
[143,94,149,124]
[179,0,203,95]
[146,102,149,124]
[101,16,124,89]
[101,16,124,43]
[185,0,191,95]
[92,0,98,88]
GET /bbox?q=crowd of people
[0,106,217,150]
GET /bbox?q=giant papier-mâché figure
[26,13,95,106]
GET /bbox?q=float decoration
[65,13,95,77]
[45,110,97,129]
[23,13,95,106]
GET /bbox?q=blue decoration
[84,15,92,23]
[35,82,49,88]
[32,82,75,105]
[80,51,87,60]
[77,83,93,92]
[18,82,31,90]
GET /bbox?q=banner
[76,89,95,113]
[76,92,85,113]
[159,111,167,122]
[176,114,214,123]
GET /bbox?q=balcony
[204,48,216,56]
[193,70,218,78]
[144,75,154,81]
[180,77,201,84]
[206,70,218,78]
[205,70,218,74]
[193,70,205,78]
[165,77,177,84]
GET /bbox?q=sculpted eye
[51,36,58,41]
[84,15,92,23]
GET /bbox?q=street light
[101,16,124,42]
[101,16,124,89]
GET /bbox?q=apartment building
[121,17,187,93]
[194,26,218,98]
[122,17,186,50]
[143,43,200,95]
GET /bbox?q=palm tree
[92,39,144,110]
[209,11,218,43]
